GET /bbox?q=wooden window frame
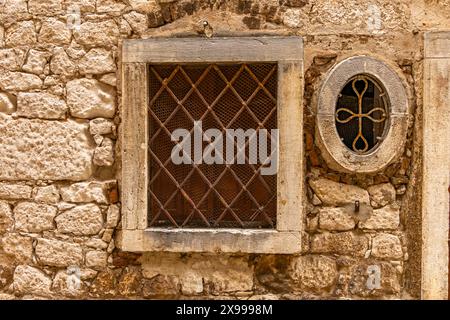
[117,37,304,254]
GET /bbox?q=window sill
[116,228,302,254]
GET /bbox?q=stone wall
[0,0,449,300]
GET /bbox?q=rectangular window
[148,63,277,228]
[119,37,304,254]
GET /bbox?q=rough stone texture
[22,49,49,75]
[1,233,33,262]
[89,118,115,135]
[17,92,67,120]
[66,78,116,119]
[142,274,179,298]
[0,201,13,234]
[309,178,370,206]
[0,115,94,181]
[93,138,115,166]
[367,183,397,208]
[106,205,120,228]
[349,261,401,296]
[359,204,400,230]
[291,255,337,290]
[78,48,116,75]
[319,207,356,231]
[29,0,62,15]
[0,183,32,200]
[13,202,57,233]
[311,232,369,257]
[0,48,24,71]
[141,253,253,294]
[35,238,83,267]
[0,92,16,114]
[0,71,42,91]
[13,265,52,296]
[5,21,37,46]
[118,266,143,296]
[34,185,60,204]
[60,181,115,204]
[52,270,86,297]
[85,250,108,270]
[123,11,149,34]
[73,20,120,47]
[50,47,77,76]
[55,204,103,236]
[38,18,71,45]
[371,233,403,259]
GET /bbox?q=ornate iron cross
[335,76,387,153]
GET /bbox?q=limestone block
[38,18,71,45]
[93,138,115,166]
[17,92,67,120]
[291,255,337,290]
[123,11,149,34]
[311,231,369,257]
[0,201,13,234]
[349,261,401,296]
[50,47,77,76]
[0,48,24,71]
[371,233,403,259]
[78,48,116,75]
[0,71,42,91]
[106,204,120,228]
[0,183,32,199]
[0,92,16,114]
[89,118,115,135]
[73,20,119,47]
[34,185,60,204]
[1,233,33,262]
[60,181,116,204]
[13,265,52,296]
[52,270,86,297]
[5,21,36,46]
[309,178,370,206]
[35,238,83,267]
[367,183,396,208]
[67,78,116,119]
[29,0,63,15]
[0,114,94,181]
[318,207,356,231]
[359,204,400,230]
[13,202,57,233]
[85,250,107,269]
[97,0,127,13]
[55,204,103,236]
[22,49,49,75]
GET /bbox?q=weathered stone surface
[52,270,86,297]
[141,253,253,294]
[55,204,103,236]
[17,92,67,120]
[311,232,369,257]
[123,11,149,34]
[29,0,62,14]
[349,261,401,296]
[78,48,116,75]
[60,181,116,204]
[0,71,42,91]
[50,47,77,76]
[64,0,96,12]
[13,202,57,233]
[283,8,304,28]
[85,250,108,270]
[142,275,180,298]
[94,138,115,166]
[0,92,16,114]
[359,205,400,230]
[0,0,27,15]
[254,255,293,293]
[89,118,115,135]
[371,233,403,259]
[90,268,117,297]
[35,238,83,267]
[0,114,94,181]
[66,40,86,60]
[13,265,52,296]
[118,266,142,296]
[38,18,71,45]
[86,238,108,250]
[5,21,36,46]
[22,49,49,75]
[97,0,127,13]
[1,233,32,264]
[0,183,32,200]
[291,255,337,290]
[98,73,117,87]
[106,204,120,228]
[67,78,116,119]
[0,48,24,71]
[73,20,119,47]
[309,178,370,206]
[367,183,396,208]
[319,207,356,231]
[0,201,13,234]
[34,185,60,204]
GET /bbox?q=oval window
[335,75,389,154]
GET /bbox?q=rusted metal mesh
[148,63,277,228]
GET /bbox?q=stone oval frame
[316,56,410,173]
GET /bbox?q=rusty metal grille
[148,63,277,228]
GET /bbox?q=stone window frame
[117,37,304,254]
[316,56,411,173]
